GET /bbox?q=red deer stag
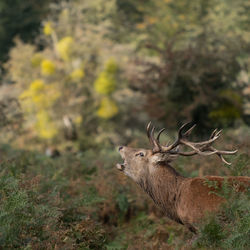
[117,122,250,233]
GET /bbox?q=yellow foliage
[219,89,242,104]
[136,23,147,30]
[209,106,241,121]
[105,58,118,74]
[74,115,82,125]
[178,15,185,20]
[33,86,60,109]
[97,97,118,119]
[60,9,69,21]
[94,59,118,95]
[19,96,33,113]
[41,59,56,75]
[32,95,46,106]
[146,17,158,25]
[56,36,74,61]
[20,80,60,140]
[46,85,61,102]
[19,80,45,100]
[172,22,178,29]
[36,110,57,139]
[70,68,85,81]
[30,79,45,92]
[43,22,54,36]
[31,53,43,67]
[94,72,116,95]
[19,79,60,111]
[19,90,31,100]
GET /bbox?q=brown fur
[117,146,250,233]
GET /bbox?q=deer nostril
[118,146,123,151]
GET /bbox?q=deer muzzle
[116,163,125,171]
[117,146,127,171]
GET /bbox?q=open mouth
[117,155,127,171]
[116,163,125,171]
[117,146,128,172]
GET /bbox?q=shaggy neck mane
[138,162,184,223]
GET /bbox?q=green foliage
[0,0,250,249]
[0,0,51,63]
[4,0,126,146]
[4,0,249,146]
[0,132,249,249]
[120,0,250,131]
[0,146,114,249]
[0,170,62,248]
[196,217,225,248]
[0,143,185,249]
[65,218,107,249]
[194,182,250,249]
[229,153,250,176]
[81,187,106,207]
[116,193,129,214]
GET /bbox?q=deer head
[117,122,237,183]
[116,122,244,233]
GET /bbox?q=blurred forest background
[0,0,249,249]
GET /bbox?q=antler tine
[179,140,218,156]
[190,129,222,147]
[175,148,237,160]
[178,122,193,138]
[210,129,218,139]
[156,128,166,143]
[146,121,237,164]
[213,146,237,165]
[146,122,153,145]
[151,126,162,153]
[209,146,238,155]
[150,125,156,143]
[216,129,223,137]
[146,122,161,153]
[219,155,232,165]
[160,122,195,152]
[176,128,237,164]
[183,124,196,137]
[216,148,237,165]
[212,129,222,139]
[146,121,152,136]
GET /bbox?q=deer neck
[138,163,184,222]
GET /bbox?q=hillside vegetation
[0,0,249,249]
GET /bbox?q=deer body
[177,175,249,231]
[117,123,250,233]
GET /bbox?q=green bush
[0,169,62,248]
[194,177,250,249]
[0,145,113,249]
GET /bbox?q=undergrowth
[193,156,250,250]
[0,143,249,249]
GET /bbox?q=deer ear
[165,154,179,162]
[151,153,163,164]
[151,153,178,164]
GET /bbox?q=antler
[146,122,161,153]
[146,122,237,165]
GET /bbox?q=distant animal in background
[45,147,60,158]
[63,115,77,141]
[117,122,250,233]
[45,115,77,158]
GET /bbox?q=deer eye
[136,152,144,157]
